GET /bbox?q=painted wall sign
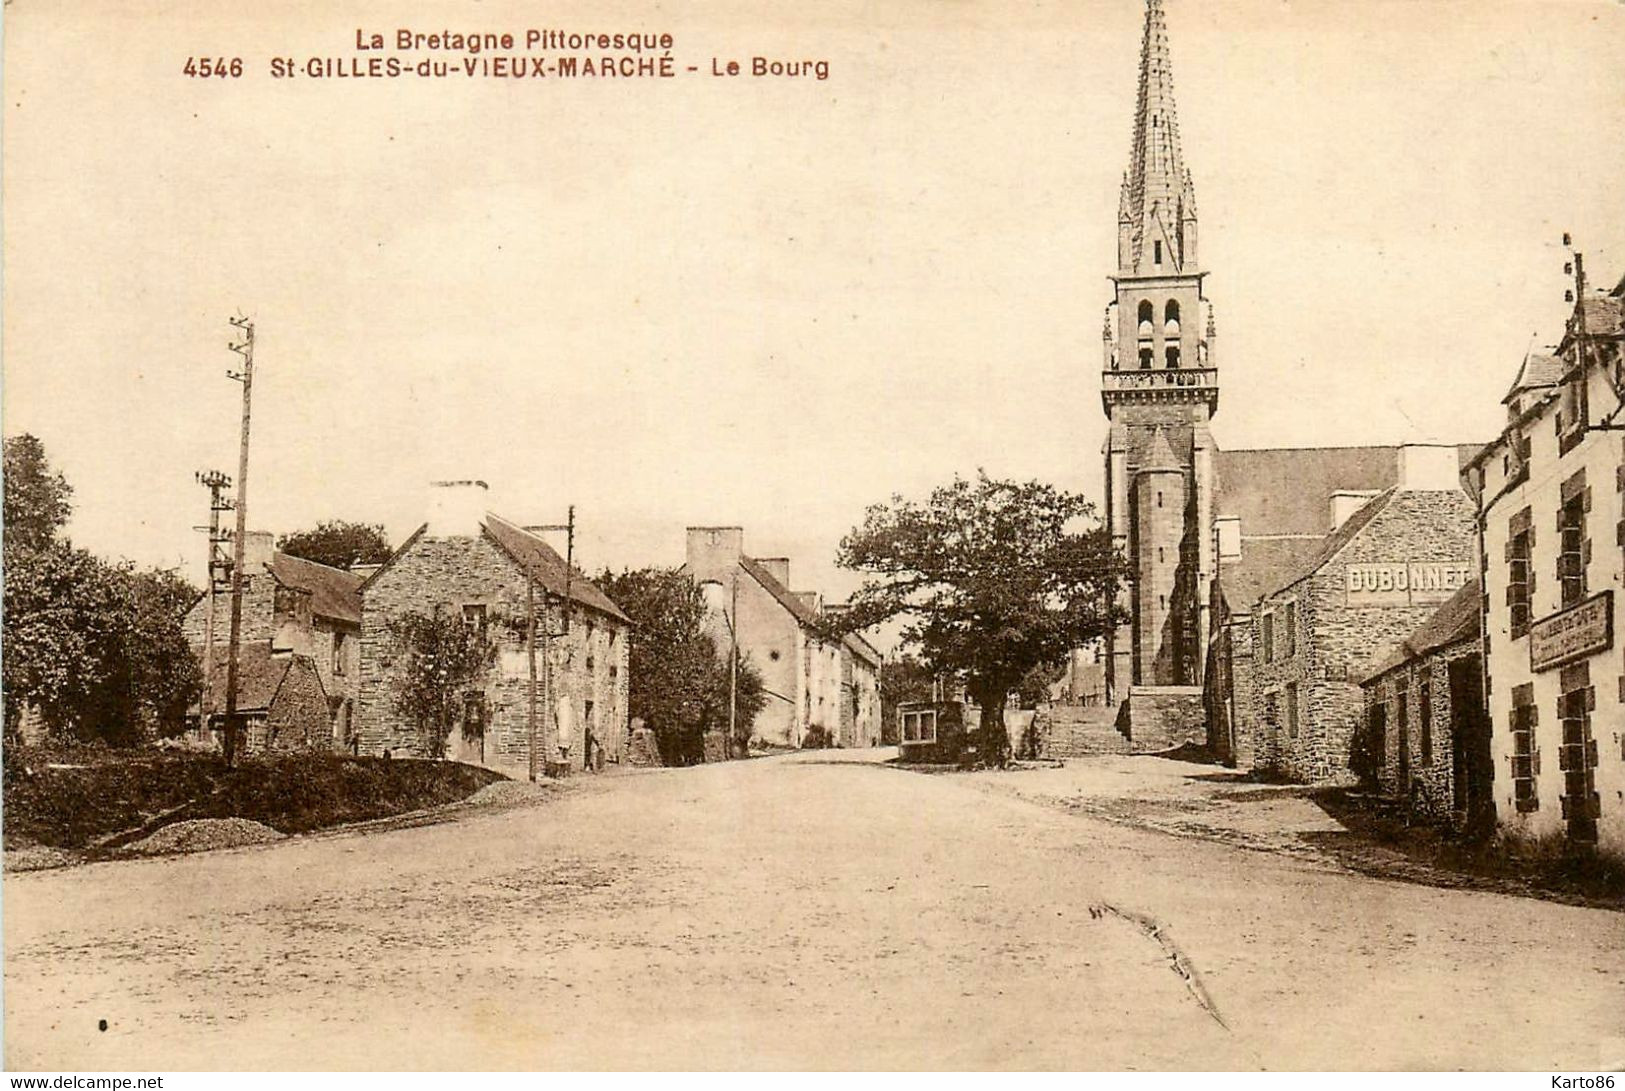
[1529,590,1614,673]
[1345,561,1473,607]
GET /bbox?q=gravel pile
[126,818,285,856]
[465,781,553,808]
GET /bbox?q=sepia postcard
[2,0,1623,1076]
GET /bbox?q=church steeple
[1119,0,1197,275]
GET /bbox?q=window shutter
[1527,524,1536,549]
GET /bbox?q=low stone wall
[1121,687,1205,752]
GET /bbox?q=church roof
[1213,444,1479,539]
[1120,0,1195,274]
[1142,427,1181,470]
[1216,538,1325,618]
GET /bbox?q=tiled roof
[1214,444,1479,539]
[1360,580,1481,683]
[481,514,632,624]
[191,645,321,714]
[268,553,363,625]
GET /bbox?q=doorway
[1448,655,1493,831]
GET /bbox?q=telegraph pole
[222,314,255,766]
[524,507,577,773]
[193,470,234,743]
[527,567,539,782]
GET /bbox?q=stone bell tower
[1100,0,1218,697]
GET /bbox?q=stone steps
[1031,704,1132,758]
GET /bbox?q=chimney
[1214,516,1242,560]
[757,557,791,586]
[239,530,275,572]
[794,590,822,615]
[1330,491,1381,529]
[349,562,383,580]
[1396,445,1461,492]
[427,480,490,537]
[686,526,744,582]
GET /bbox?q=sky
[4,0,1623,637]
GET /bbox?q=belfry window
[1166,346,1181,369]
[1164,300,1180,335]
[1138,300,1154,338]
[1139,347,1153,369]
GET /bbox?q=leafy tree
[597,567,767,764]
[878,655,934,744]
[829,471,1125,766]
[277,520,392,570]
[3,434,73,552]
[385,605,500,759]
[3,547,200,745]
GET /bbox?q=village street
[6,751,1624,1071]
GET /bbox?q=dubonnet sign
[1529,590,1614,673]
[1345,560,1473,608]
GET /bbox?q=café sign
[1529,590,1614,673]
[1345,560,1473,608]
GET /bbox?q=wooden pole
[222,315,254,766]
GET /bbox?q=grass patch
[1311,787,1625,908]
[4,745,506,851]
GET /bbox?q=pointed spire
[1121,0,1194,274]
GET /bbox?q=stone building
[185,645,332,754]
[1241,447,1478,784]
[356,481,631,775]
[684,527,882,749]
[1358,581,1493,826]
[1464,266,1625,855]
[182,530,363,750]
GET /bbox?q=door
[1395,689,1410,795]
[1448,655,1493,828]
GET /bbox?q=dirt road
[6,751,1623,1070]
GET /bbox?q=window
[609,664,618,681]
[1166,345,1181,369]
[1286,683,1299,739]
[1506,507,1534,638]
[332,631,349,676]
[462,604,488,638]
[1558,662,1599,843]
[900,709,938,744]
[1139,347,1154,369]
[1369,703,1388,774]
[1164,299,1181,334]
[1156,491,1164,508]
[1281,601,1297,659]
[1557,471,1590,609]
[584,699,595,728]
[1418,676,1432,765]
[1154,240,1163,266]
[1138,300,1154,339]
[1261,612,1275,664]
[1509,682,1539,813]
[463,692,486,738]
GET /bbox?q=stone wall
[1362,641,1484,820]
[357,531,630,774]
[1250,489,1477,784]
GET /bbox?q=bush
[802,724,833,749]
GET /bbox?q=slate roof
[1263,488,1397,600]
[481,514,631,624]
[1501,352,1566,404]
[268,553,364,625]
[737,556,883,665]
[191,645,322,714]
[1360,580,1482,683]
